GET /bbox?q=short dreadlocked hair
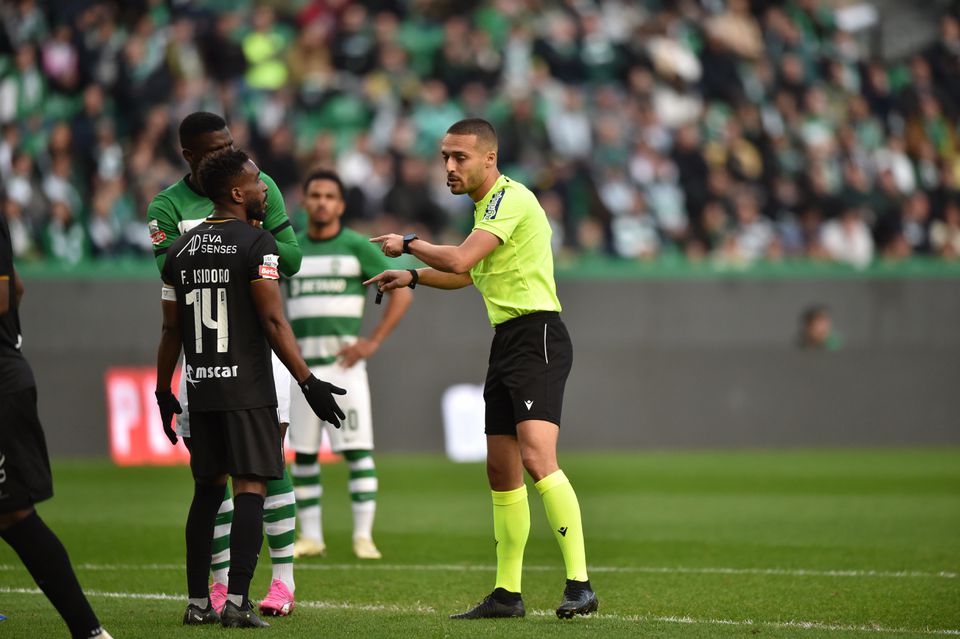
[195,148,250,204]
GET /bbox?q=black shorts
[0,387,53,514]
[187,407,284,481]
[484,311,573,436]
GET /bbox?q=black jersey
[0,215,34,395]
[162,218,281,412]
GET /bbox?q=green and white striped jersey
[286,228,390,366]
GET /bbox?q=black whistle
[375,289,383,305]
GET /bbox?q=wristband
[407,269,419,289]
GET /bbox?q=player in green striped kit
[147,112,301,616]
[287,169,412,560]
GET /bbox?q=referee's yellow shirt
[469,175,562,327]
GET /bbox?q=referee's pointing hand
[363,269,414,293]
[370,234,404,257]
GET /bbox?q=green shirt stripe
[286,228,390,365]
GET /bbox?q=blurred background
[3,0,959,458]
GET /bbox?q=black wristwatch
[402,233,418,254]
[407,269,419,289]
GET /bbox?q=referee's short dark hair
[196,148,250,204]
[303,168,345,199]
[447,118,498,149]
[179,111,227,149]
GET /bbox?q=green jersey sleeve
[261,172,302,277]
[147,194,179,273]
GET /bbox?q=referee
[367,118,598,620]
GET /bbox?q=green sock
[343,450,377,540]
[264,469,296,590]
[535,470,588,582]
[491,485,530,594]
[291,452,322,543]
[211,487,233,585]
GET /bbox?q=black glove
[299,374,346,428]
[155,390,182,445]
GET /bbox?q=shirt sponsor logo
[290,278,348,295]
[185,364,240,387]
[148,220,166,245]
[482,189,505,221]
[176,233,237,257]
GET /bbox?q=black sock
[566,578,592,591]
[227,492,265,600]
[185,482,227,600]
[492,587,522,602]
[1,511,101,639]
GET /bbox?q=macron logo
[524,400,533,410]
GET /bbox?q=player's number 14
[185,288,229,354]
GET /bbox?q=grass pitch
[1,449,958,638]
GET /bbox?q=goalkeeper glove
[155,390,182,445]
[299,374,346,428]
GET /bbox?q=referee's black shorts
[187,407,284,481]
[484,311,573,436]
[0,387,54,514]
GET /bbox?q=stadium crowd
[1,0,960,268]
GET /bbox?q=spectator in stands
[931,199,960,258]
[0,0,957,272]
[821,204,874,269]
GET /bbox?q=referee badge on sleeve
[483,189,505,221]
[259,254,280,280]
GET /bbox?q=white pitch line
[0,587,433,614]
[0,563,954,579]
[1,587,957,636]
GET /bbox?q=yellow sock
[535,470,589,582]
[491,485,530,593]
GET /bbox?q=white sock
[273,561,295,592]
[352,500,376,541]
[188,597,208,608]
[227,594,243,607]
[264,491,296,592]
[292,462,323,544]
